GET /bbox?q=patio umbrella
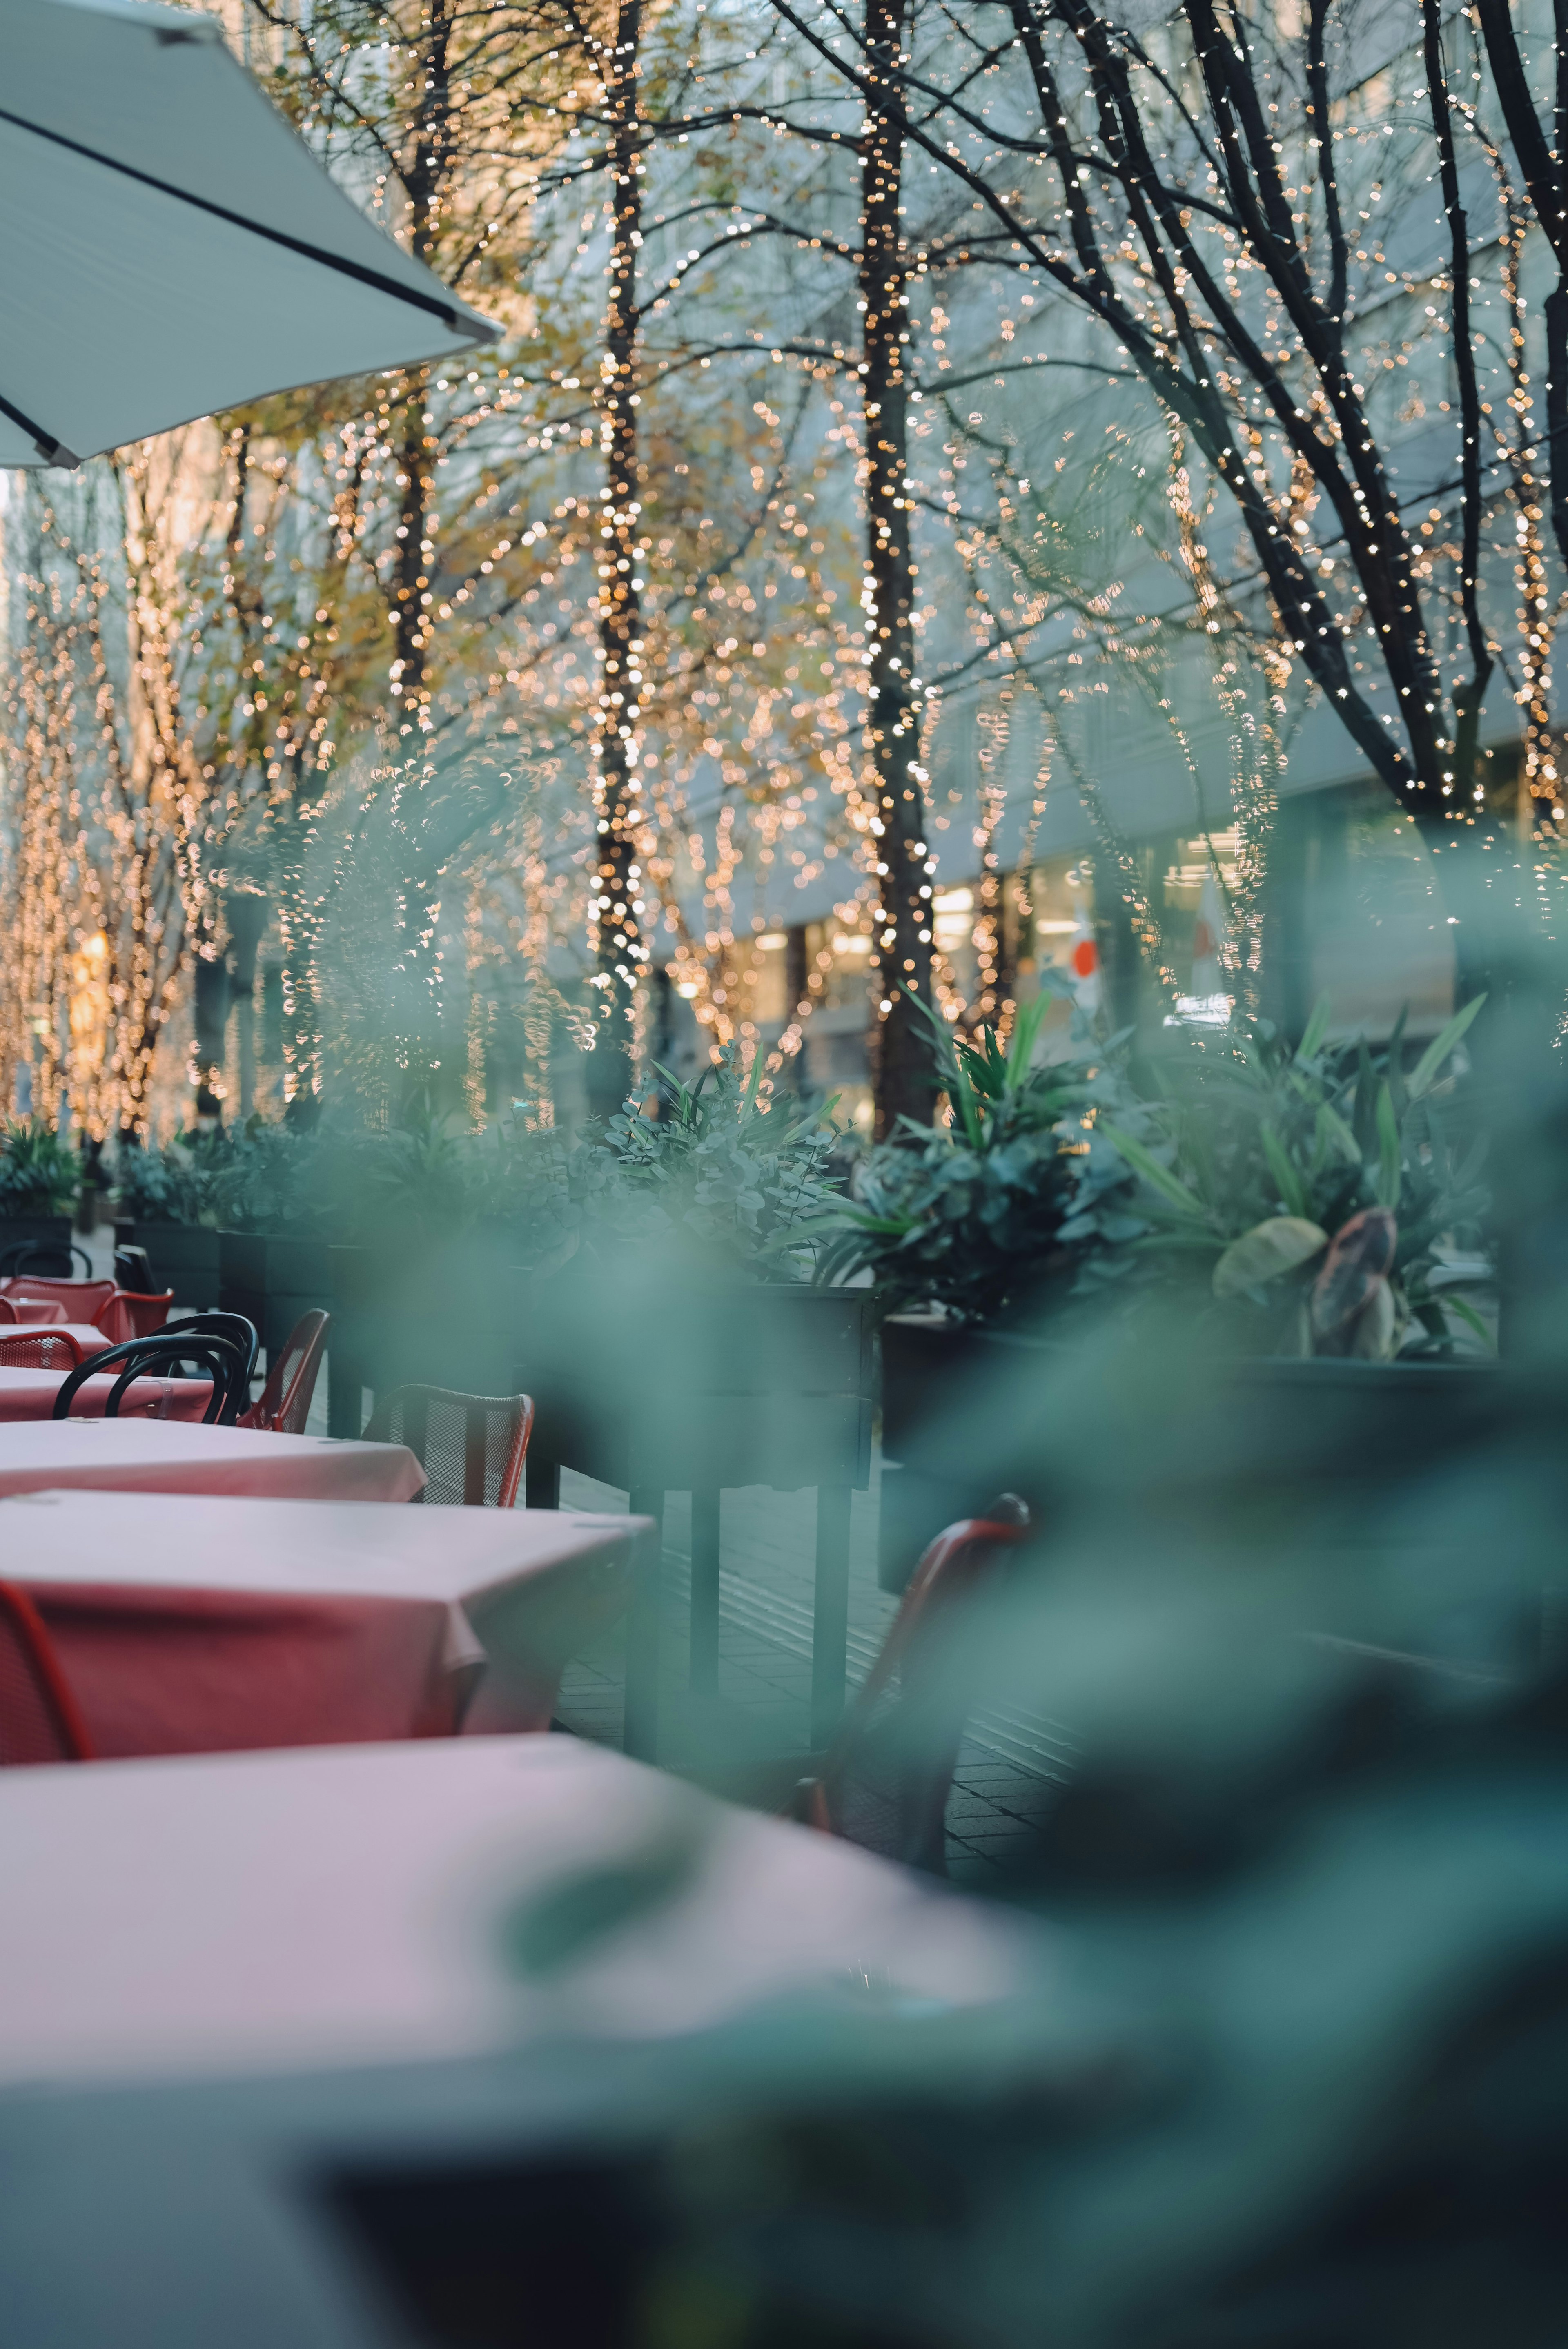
[0,0,496,468]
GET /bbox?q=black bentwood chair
[170,1311,261,1404]
[0,1240,92,1281]
[50,1329,254,1426]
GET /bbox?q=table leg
[690,1486,721,1696]
[623,1487,664,1761]
[326,1346,364,1438]
[812,1483,853,1748]
[526,1453,561,1509]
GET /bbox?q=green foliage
[811,984,1129,1322]
[0,1119,80,1218]
[140,1050,840,1277]
[589,1046,844,1279]
[113,1128,235,1227]
[1089,997,1491,1356]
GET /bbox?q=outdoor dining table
[0,1734,1031,2089]
[0,1365,211,1423]
[0,1417,423,1503]
[0,1489,651,1754]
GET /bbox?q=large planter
[522,1274,875,1754]
[0,1213,76,1276]
[527,1280,873,1496]
[878,1309,1503,1592]
[218,1231,336,1363]
[328,1239,530,1440]
[878,1313,1065,1593]
[114,1219,220,1309]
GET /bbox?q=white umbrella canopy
[0,0,497,468]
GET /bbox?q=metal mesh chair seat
[0,1581,94,1765]
[363,1385,534,1508]
[0,1330,89,1373]
[240,1310,330,1435]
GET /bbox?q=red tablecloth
[0,1736,1034,2086]
[0,1366,212,1423]
[0,1418,423,1503]
[0,1488,646,1755]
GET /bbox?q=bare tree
[761,0,1559,941]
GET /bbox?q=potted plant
[521,1046,865,1482]
[1088,994,1492,1361]
[806,984,1127,1587]
[0,1117,80,1272]
[214,1116,338,1362]
[112,1129,230,1305]
[327,1113,535,1434]
[517,1049,871,1750]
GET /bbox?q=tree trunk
[862,0,935,1138]
[585,0,648,1123]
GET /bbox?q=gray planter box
[328,1240,528,1439]
[114,1219,220,1309]
[878,1310,1501,1593]
[523,1278,875,1755]
[218,1231,335,1363]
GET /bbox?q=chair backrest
[3,1276,117,1323]
[94,1290,175,1346]
[240,1310,330,1435]
[174,1312,260,1409]
[50,1331,242,1424]
[0,1581,94,1764]
[0,1330,88,1374]
[803,1496,1032,1874]
[0,1241,91,1281]
[364,1385,535,1508]
[0,1296,15,1322]
[113,1244,156,1292]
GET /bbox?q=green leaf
[1212,1216,1329,1298]
[739,1037,767,1119]
[1260,1121,1308,1218]
[500,1835,700,1980]
[1099,1120,1209,1219]
[1440,1294,1497,1354]
[1005,989,1053,1088]
[1316,1101,1362,1167]
[1407,993,1486,1100]
[1375,1080,1401,1211]
[1296,995,1333,1063]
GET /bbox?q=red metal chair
[363,1385,534,1507]
[0,1330,89,1373]
[2,1276,117,1324]
[795,1496,1031,1874]
[239,1310,330,1435]
[0,1296,15,1322]
[0,1581,94,1764]
[93,1289,176,1346]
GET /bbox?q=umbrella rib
[0,103,492,343]
[0,386,77,466]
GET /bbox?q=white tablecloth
[0,1736,1034,2086]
